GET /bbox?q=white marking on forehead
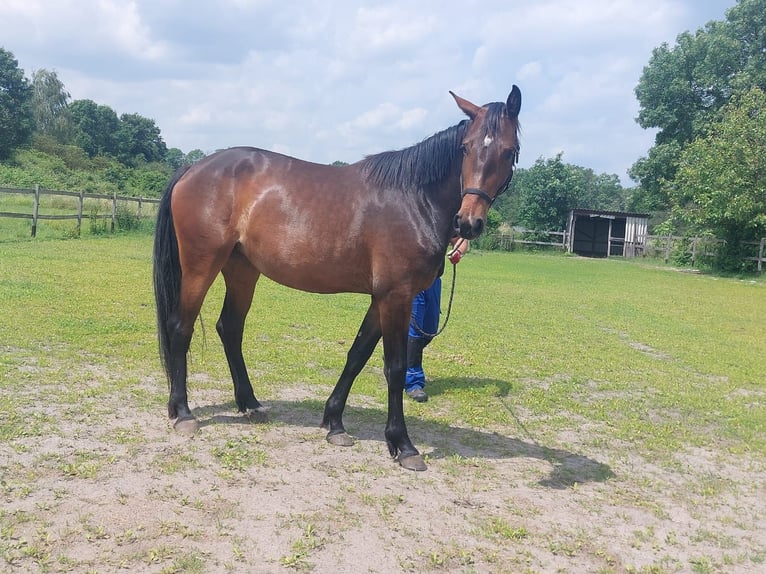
[483,135,493,147]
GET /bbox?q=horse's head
[450,86,521,239]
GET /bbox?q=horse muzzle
[455,187,492,239]
[453,212,485,239]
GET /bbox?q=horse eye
[459,144,468,155]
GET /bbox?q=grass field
[1,233,764,573]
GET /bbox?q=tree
[166,148,206,170]
[670,87,766,270]
[627,141,682,212]
[185,149,206,164]
[31,68,72,142]
[117,112,167,165]
[501,153,627,231]
[165,148,186,170]
[632,0,766,209]
[0,48,34,159]
[579,172,626,212]
[513,155,579,231]
[69,99,120,157]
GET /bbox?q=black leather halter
[460,169,514,207]
[459,150,518,207]
[461,187,495,205]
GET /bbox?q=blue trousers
[406,277,441,390]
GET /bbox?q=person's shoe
[406,388,428,402]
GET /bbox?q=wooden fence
[492,229,764,271]
[495,229,567,250]
[0,186,160,237]
[645,234,766,271]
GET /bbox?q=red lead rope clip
[448,238,465,263]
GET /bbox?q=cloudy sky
[1,0,736,184]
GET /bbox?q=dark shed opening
[567,209,649,258]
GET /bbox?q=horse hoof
[398,454,427,471]
[326,432,355,447]
[173,417,199,435]
[246,407,269,423]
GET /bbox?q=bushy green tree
[118,112,167,166]
[185,149,206,164]
[670,87,766,270]
[166,148,186,170]
[70,99,120,157]
[500,154,627,231]
[0,50,198,196]
[632,0,766,209]
[0,48,34,159]
[515,155,578,231]
[166,148,206,170]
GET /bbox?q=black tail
[153,165,192,386]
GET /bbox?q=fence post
[664,234,672,263]
[31,185,40,237]
[759,237,765,273]
[137,197,143,220]
[691,236,698,267]
[111,192,117,233]
[77,191,84,236]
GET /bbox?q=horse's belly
[243,238,372,295]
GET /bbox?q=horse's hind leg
[168,267,220,433]
[321,302,382,446]
[217,253,264,414]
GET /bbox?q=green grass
[0,235,764,459]
[429,251,766,455]
[0,235,764,573]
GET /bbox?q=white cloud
[0,0,737,179]
[349,5,438,55]
[518,61,543,82]
[344,102,427,133]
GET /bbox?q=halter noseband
[460,170,513,207]
[459,149,518,207]
[461,187,495,205]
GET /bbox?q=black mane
[360,120,469,189]
[359,100,517,189]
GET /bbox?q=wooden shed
[567,209,649,258]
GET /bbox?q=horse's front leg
[380,297,427,471]
[321,303,381,446]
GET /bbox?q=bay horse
[153,86,521,471]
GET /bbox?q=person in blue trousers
[405,238,468,402]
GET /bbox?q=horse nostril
[474,219,484,237]
[453,214,461,230]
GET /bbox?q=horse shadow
[192,382,614,490]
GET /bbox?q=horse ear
[450,91,481,120]
[506,85,521,118]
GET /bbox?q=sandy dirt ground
[2,378,765,574]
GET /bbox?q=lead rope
[409,241,464,338]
